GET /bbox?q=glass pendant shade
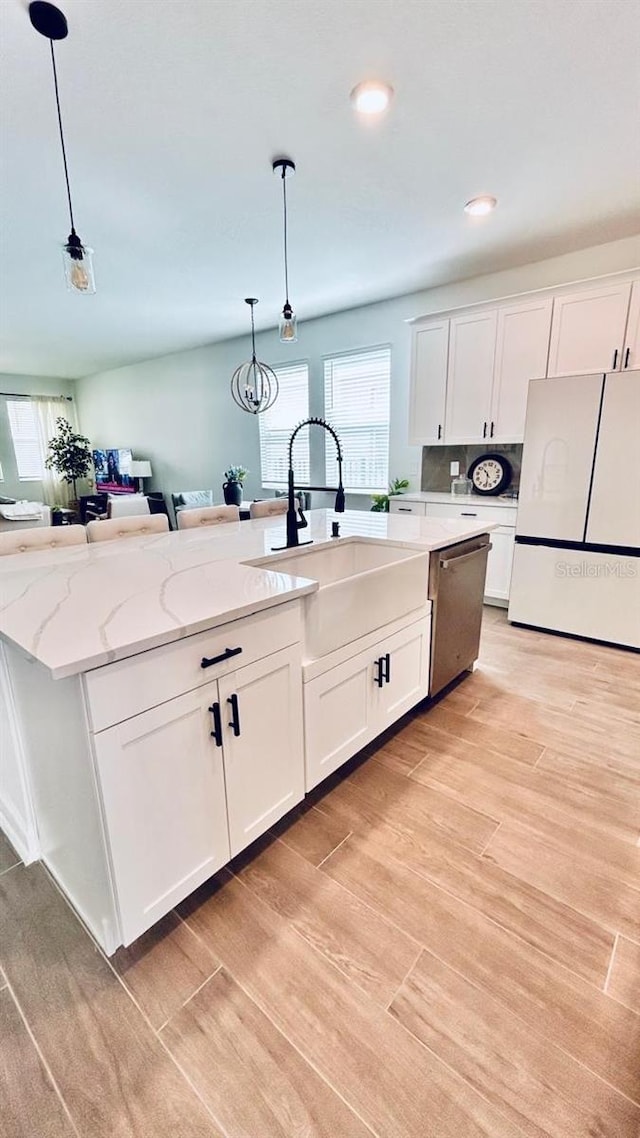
[279,302,297,344]
[62,234,95,294]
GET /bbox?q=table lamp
[131,460,152,493]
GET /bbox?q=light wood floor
[1,608,639,1137]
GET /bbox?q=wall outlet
[449,461,460,476]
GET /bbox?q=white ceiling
[1,0,639,379]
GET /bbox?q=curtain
[32,396,76,508]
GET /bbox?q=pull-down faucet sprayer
[283,417,345,549]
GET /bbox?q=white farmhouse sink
[258,538,429,661]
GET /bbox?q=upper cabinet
[491,297,553,442]
[408,318,448,444]
[622,280,640,370]
[547,281,632,377]
[445,309,497,444]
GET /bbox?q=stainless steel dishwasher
[428,534,492,696]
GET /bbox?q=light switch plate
[450,461,460,476]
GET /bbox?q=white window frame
[323,345,391,495]
[259,360,310,488]
[6,400,44,482]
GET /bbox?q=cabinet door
[304,650,375,791]
[445,310,497,443]
[484,527,515,602]
[547,283,631,377]
[219,646,304,856]
[374,618,430,730]
[586,370,640,548]
[409,320,449,445]
[622,281,640,371]
[491,298,553,442]
[94,683,230,945]
[388,498,427,516]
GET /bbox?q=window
[259,362,310,486]
[6,400,44,481]
[324,347,390,492]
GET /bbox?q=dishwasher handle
[440,542,492,570]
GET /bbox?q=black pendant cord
[250,301,257,362]
[49,38,76,234]
[281,166,290,306]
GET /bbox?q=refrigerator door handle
[612,348,618,370]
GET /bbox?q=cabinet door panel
[94,684,230,945]
[586,370,640,547]
[304,652,374,791]
[409,320,448,445]
[622,281,640,371]
[484,527,515,602]
[219,646,304,856]
[445,310,497,443]
[547,283,631,377]
[374,619,430,729]
[491,298,552,441]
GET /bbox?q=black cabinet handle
[624,347,631,369]
[612,348,618,370]
[374,657,384,688]
[482,421,487,438]
[461,511,477,517]
[201,646,242,669]
[490,421,495,437]
[208,703,223,747]
[383,653,391,684]
[437,424,442,440]
[227,693,241,737]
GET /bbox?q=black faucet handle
[297,503,308,530]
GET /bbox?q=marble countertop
[0,509,496,679]
[397,491,519,509]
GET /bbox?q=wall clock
[467,453,512,496]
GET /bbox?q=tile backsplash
[421,443,523,494]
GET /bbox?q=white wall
[0,373,77,502]
[76,235,640,506]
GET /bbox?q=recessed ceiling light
[350,80,393,115]
[464,195,498,216]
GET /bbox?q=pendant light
[272,158,297,343]
[230,299,279,415]
[29,1,95,294]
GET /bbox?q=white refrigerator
[508,370,640,649]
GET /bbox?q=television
[93,448,135,493]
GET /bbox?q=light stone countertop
[395,491,519,509]
[0,509,496,678]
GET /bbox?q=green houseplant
[371,477,410,513]
[45,417,92,503]
[223,464,249,507]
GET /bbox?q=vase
[223,480,242,507]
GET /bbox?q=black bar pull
[482,421,487,438]
[612,348,618,370]
[460,511,477,516]
[624,347,631,369]
[490,421,495,437]
[437,424,442,440]
[384,653,391,684]
[208,703,223,747]
[227,693,241,737]
[374,657,384,688]
[201,646,242,669]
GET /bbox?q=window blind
[259,362,310,486]
[6,400,44,481]
[324,347,391,492]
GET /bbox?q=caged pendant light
[230,299,279,415]
[29,1,95,294]
[272,158,297,343]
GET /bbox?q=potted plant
[223,464,248,507]
[371,477,410,513]
[45,417,92,505]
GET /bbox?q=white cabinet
[94,642,304,944]
[622,281,640,371]
[484,526,515,602]
[491,297,553,441]
[409,319,449,444]
[304,616,430,790]
[218,646,304,856]
[388,498,426,516]
[94,681,231,945]
[445,310,497,444]
[547,282,631,377]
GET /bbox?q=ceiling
[1,0,639,379]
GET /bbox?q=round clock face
[468,453,512,496]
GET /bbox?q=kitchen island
[0,509,493,951]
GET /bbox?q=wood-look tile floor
[1,608,639,1137]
